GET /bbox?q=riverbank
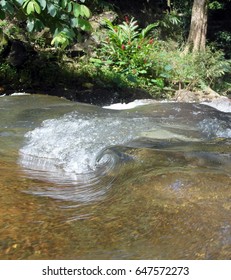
[1,26,230,107]
[0,85,153,106]
[1,86,230,107]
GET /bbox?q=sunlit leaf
[22,0,30,9]
[89,58,103,65]
[26,1,35,14]
[73,3,81,17]
[141,23,158,38]
[80,5,90,18]
[34,1,41,14]
[51,31,70,49]
[37,0,46,10]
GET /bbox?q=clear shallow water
[0,94,230,259]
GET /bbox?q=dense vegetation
[0,0,231,103]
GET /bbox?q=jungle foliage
[0,0,231,98]
[0,0,91,48]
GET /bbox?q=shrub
[90,17,163,92]
[90,16,231,97]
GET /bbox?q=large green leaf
[33,1,41,14]
[26,1,35,14]
[73,3,81,17]
[22,0,30,9]
[141,23,159,38]
[80,4,90,18]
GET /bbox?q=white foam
[19,112,154,179]
[11,92,31,96]
[202,97,231,113]
[103,99,156,110]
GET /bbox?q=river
[0,94,230,259]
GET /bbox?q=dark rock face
[7,40,28,67]
[1,39,37,68]
[42,86,152,106]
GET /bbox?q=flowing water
[0,94,230,259]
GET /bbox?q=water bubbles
[19,112,153,186]
[18,102,231,203]
[199,118,231,138]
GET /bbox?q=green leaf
[33,18,44,31]
[73,3,81,17]
[51,32,71,49]
[89,58,103,64]
[61,0,67,9]
[78,18,91,31]
[15,0,25,4]
[33,1,41,14]
[27,18,35,32]
[141,23,158,38]
[26,1,35,14]
[151,78,164,88]
[105,60,113,65]
[138,70,147,74]
[23,0,30,9]
[67,1,72,12]
[47,3,57,17]
[70,17,79,27]
[37,0,46,10]
[80,4,90,18]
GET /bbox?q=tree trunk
[184,0,208,53]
